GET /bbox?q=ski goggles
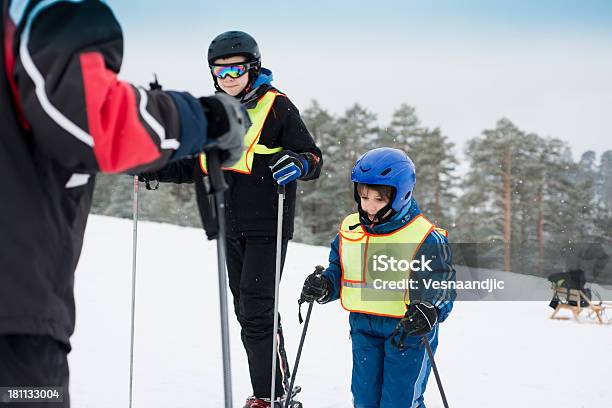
[210,62,256,79]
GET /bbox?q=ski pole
[422,335,449,408]
[207,148,233,408]
[283,300,314,408]
[270,184,286,404]
[129,175,139,408]
[128,75,161,408]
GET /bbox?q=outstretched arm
[8,0,208,174]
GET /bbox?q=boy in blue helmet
[300,147,456,408]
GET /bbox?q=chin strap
[357,203,396,226]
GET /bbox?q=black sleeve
[276,96,323,180]
[143,157,198,184]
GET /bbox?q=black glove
[137,173,159,190]
[199,93,251,167]
[300,266,331,304]
[149,74,162,91]
[269,150,308,185]
[391,301,438,349]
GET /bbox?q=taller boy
[210,33,322,408]
[141,31,322,407]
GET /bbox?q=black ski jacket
[147,85,322,238]
[1,0,213,345]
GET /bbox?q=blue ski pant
[349,313,439,408]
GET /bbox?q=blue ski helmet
[351,148,416,214]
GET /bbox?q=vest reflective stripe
[339,212,435,318]
[200,90,283,175]
[342,281,380,289]
[253,144,283,154]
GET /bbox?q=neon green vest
[200,90,283,174]
[339,212,439,318]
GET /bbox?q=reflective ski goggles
[210,62,256,79]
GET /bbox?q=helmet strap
[238,62,261,98]
[212,75,222,92]
[357,202,396,226]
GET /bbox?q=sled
[548,270,610,324]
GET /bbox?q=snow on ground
[70,216,612,408]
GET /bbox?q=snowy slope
[70,216,612,408]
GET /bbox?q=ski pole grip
[206,147,228,194]
[277,183,285,195]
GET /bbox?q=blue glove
[269,150,309,185]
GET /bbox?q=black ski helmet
[207,31,262,96]
[207,31,260,65]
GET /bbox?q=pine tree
[380,103,421,151]
[528,137,574,275]
[458,118,529,271]
[334,103,379,220]
[507,132,544,274]
[296,101,378,245]
[295,100,342,245]
[337,103,379,164]
[409,127,457,228]
[571,151,598,240]
[377,104,457,228]
[595,151,612,245]
[597,150,612,215]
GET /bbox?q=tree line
[91,101,612,283]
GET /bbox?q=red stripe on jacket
[3,4,31,130]
[80,52,161,172]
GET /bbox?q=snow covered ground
[70,216,612,407]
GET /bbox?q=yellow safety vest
[339,212,446,318]
[200,90,283,174]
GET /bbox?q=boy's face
[359,186,391,222]
[212,55,250,96]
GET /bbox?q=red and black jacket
[1,0,210,345]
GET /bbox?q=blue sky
[109,1,612,163]
[112,1,612,33]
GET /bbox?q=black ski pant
[226,235,290,399]
[0,335,70,407]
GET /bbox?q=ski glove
[391,301,438,350]
[269,150,309,185]
[138,173,159,190]
[199,93,251,168]
[300,266,331,304]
